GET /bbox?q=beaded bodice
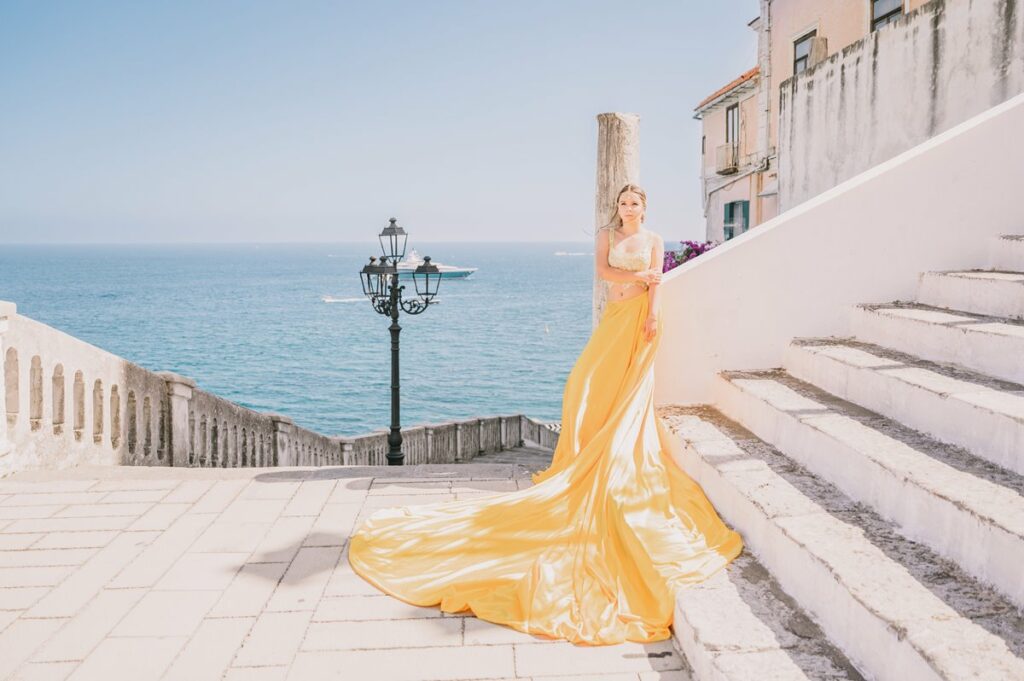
[607,229,652,272]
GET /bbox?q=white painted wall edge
[654,91,1024,407]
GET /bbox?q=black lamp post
[359,218,441,465]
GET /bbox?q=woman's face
[617,192,644,225]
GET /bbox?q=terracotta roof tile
[695,66,759,111]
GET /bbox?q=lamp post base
[386,426,404,466]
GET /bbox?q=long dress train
[347,292,744,645]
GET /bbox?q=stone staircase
[660,234,1024,681]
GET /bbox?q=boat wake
[321,296,364,304]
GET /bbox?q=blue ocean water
[0,242,603,437]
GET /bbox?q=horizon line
[0,239,627,246]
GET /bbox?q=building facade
[778,0,1024,209]
[695,0,931,242]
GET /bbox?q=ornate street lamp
[360,218,441,465]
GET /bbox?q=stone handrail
[0,300,558,477]
[341,414,559,466]
[520,416,560,451]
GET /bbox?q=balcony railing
[716,143,739,175]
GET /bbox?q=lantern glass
[412,256,442,301]
[379,218,408,261]
[360,258,384,298]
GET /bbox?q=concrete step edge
[671,553,863,681]
[785,338,1024,473]
[659,404,1024,681]
[852,303,1024,384]
[917,271,1024,320]
[856,302,1023,335]
[717,367,1024,608]
[989,235,1024,273]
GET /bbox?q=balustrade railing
[0,301,558,476]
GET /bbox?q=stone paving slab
[0,460,690,681]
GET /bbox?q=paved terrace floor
[0,453,691,681]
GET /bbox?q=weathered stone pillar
[478,418,486,457]
[594,113,641,327]
[158,372,195,468]
[425,425,434,464]
[269,414,294,466]
[0,301,15,460]
[454,422,464,462]
[339,438,353,465]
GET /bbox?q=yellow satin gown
[348,234,744,646]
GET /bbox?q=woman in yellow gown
[348,184,744,645]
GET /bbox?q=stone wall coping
[156,371,197,389]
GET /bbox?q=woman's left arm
[644,235,665,342]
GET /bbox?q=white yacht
[396,249,477,279]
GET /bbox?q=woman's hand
[643,315,658,342]
[636,268,662,286]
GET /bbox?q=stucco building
[695,0,931,243]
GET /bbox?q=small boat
[396,249,477,279]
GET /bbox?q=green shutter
[741,201,750,232]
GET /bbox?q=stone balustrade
[0,300,559,477]
[341,414,557,466]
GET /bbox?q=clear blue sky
[0,1,758,243]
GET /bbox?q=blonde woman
[349,184,743,646]
[597,183,664,340]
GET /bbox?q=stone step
[673,552,863,681]
[658,405,1024,681]
[917,270,1024,320]
[991,234,1024,271]
[471,444,553,475]
[784,338,1024,475]
[852,302,1024,384]
[713,368,1024,609]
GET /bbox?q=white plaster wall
[780,0,1024,209]
[654,91,1024,407]
[0,307,137,475]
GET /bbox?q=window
[872,0,903,31]
[725,104,739,144]
[723,200,750,241]
[701,135,706,155]
[793,30,817,75]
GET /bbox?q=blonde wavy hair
[602,183,647,231]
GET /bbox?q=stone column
[158,372,195,468]
[0,301,15,460]
[339,438,354,466]
[594,113,641,327]
[454,422,464,462]
[269,414,294,467]
[478,418,486,457]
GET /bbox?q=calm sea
[0,242,609,437]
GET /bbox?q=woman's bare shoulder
[643,229,663,245]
